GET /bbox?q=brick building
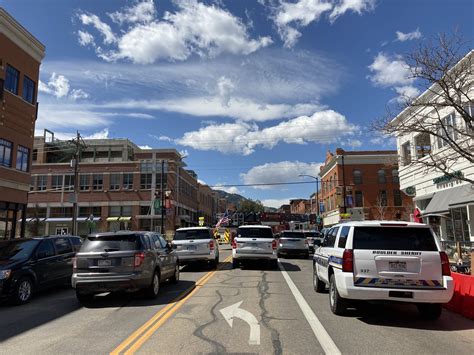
[198,183,214,226]
[289,199,309,214]
[0,8,45,238]
[319,148,412,227]
[27,132,204,238]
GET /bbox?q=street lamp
[298,174,321,229]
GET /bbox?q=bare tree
[374,194,388,220]
[374,32,473,184]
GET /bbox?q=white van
[313,221,454,319]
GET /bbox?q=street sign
[154,199,161,209]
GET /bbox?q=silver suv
[72,232,179,303]
[232,225,278,269]
[277,230,309,258]
[172,227,219,268]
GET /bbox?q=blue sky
[2,0,473,207]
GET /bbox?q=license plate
[98,259,112,267]
[187,245,196,251]
[389,261,407,271]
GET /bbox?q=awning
[447,184,474,208]
[44,217,101,222]
[18,218,47,223]
[423,185,474,215]
[422,213,451,219]
[106,217,131,222]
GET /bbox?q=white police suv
[313,221,454,319]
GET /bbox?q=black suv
[72,232,179,303]
[0,235,82,304]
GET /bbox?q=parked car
[277,231,309,258]
[232,225,278,269]
[0,235,82,305]
[304,231,322,253]
[313,221,454,319]
[171,227,219,268]
[72,231,178,303]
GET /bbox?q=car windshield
[174,229,211,240]
[237,228,273,239]
[81,234,142,252]
[0,240,40,261]
[353,227,438,251]
[281,232,306,239]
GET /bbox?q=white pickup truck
[313,221,454,319]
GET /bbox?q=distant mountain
[213,189,249,208]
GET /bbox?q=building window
[79,206,101,217]
[140,160,168,173]
[437,113,458,149]
[140,173,152,189]
[463,104,473,133]
[123,173,134,190]
[50,207,73,218]
[22,76,35,104]
[92,174,103,190]
[0,138,13,167]
[109,206,132,217]
[155,173,168,189]
[37,175,47,191]
[5,65,19,95]
[15,145,29,172]
[379,190,387,206]
[110,173,120,190]
[80,174,90,191]
[355,191,363,207]
[392,169,399,183]
[393,189,402,207]
[30,176,35,191]
[353,169,362,184]
[401,141,411,165]
[52,175,63,191]
[414,133,431,159]
[64,175,75,191]
[329,176,333,190]
[378,169,386,184]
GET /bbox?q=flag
[216,211,230,228]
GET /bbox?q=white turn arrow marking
[220,301,260,345]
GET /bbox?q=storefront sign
[403,186,416,197]
[433,171,464,184]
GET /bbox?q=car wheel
[232,259,239,269]
[76,290,94,304]
[329,274,348,315]
[313,265,325,293]
[417,303,442,320]
[13,277,34,305]
[146,271,160,299]
[170,264,180,284]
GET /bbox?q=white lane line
[279,261,341,355]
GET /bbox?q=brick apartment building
[0,8,45,238]
[198,183,214,226]
[319,148,412,227]
[27,132,222,237]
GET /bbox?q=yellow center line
[110,254,232,355]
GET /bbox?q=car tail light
[209,240,215,251]
[72,257,77,269]
[342,249,354,273]
[134,252,145,267]
[440,251,451,276]
[272,240,277,250]
[232,239,237,249]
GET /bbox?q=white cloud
[78,12,116,44]
[179,149,189,157]
[84,128,109,139]
[329,0,376,23]
[261,198,295,208]
[77,30,95,46]
[217,76,236,107]
[272,0,375,47]
[342,138,363,148]
[395,28,422,42]
[77,0,271,64]
[241,161,323,189]
[108,0,156,25]
[214,185,242,195]
[176,109,358,155]
[107,97,321,122]
[368,53,421,102]
[36,105,110,130]
[158,135,173,142]
[139,145,153,150]
[368,53,413,87]
[39,72,89,101]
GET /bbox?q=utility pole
[70,131,86,236]
[161,160,165,234]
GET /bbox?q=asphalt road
[1,245,473,354]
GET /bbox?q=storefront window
[451,207,470,241]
